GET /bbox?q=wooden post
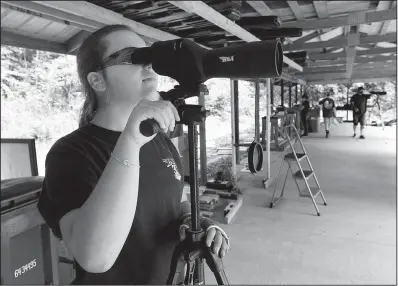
[230,80,237,178]
[289,84,292,107]
[255,80,260,141]
[281,79,284,106]
[233,80,240,164]
[295,84,298,104]
[199,94,207,185]
[270,80,274,105]
[263,78,274,189]
[346,85,350,121]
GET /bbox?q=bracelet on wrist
[110,152,140,168]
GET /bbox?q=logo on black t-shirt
[323,100,333,110]
[162,158,181,180]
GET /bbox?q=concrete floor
[205,124,397,284]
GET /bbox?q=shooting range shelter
[1,1,397,284]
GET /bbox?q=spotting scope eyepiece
[130,38,283,86]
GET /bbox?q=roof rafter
[246,1,294,43]
[30,1,179,41]
[301,67,396,81]
[1,30,68,54]
[308,54,397,67]
[287,1,305,21]
[308,76,396,85]
[292,31,320,45]
[168,1,303,72]
[281,8,396,30]
[313,1,329,19]
[379,1,397,35]
[304,61,396,73]
[346,26,358,79]
[284,32,396,51]
[309,47,397,60]
[246,1,274,16]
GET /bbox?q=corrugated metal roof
[0,0,396,84]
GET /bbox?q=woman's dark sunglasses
[96,47,148,71]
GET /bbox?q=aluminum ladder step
[293,170,314,180]
[299,187,321,198]
[284,153,307,162]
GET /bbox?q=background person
[319,89,337,138]
[300,93,310,137]
[350,86,372,139]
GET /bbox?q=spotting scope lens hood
[203,40,283,79]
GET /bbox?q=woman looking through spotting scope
[37,25,230,285]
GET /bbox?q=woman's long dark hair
[77,25,132,128]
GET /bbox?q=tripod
[140,85,230,285]
[167,118,229,285]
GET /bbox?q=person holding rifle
[350,86,371,139]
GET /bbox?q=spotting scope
[131,38,283,87]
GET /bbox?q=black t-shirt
[319,98,335,118]
[302,100,310,113]
[37,124,184,284]
[350,93,371,114]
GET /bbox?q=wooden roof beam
[168,1,303,72]
[279,71,306,85]
[301,68,396,80]
[1,30,68,54]
[246,1,274,16]
[309,47,397,60]
[313,1,329,42]
[292,27,342,46]
[284,32,396,51]
[3,1,190,52]
[304,61,396,73]
[354,61,396,70]
[30,1,179,41]
[345,47,356,79]
[287,1,305,21]
[307,76,396,85]
[345,26,358,79]
[313,1,329,19]
[369,1,393,35]
[3,1,161,53]
[308,55,397,67]
[292,31,319,45]
[1,1,100,32]
[281,8,397,30]
[379,1,397,35]
[246,1,294,44]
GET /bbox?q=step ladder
[270,124,327,216]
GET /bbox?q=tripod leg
[167,244,187,285]
[203,247,229,285]
[193,258,205,285]
[184,260,195,285]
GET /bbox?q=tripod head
[140,84,210,137]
